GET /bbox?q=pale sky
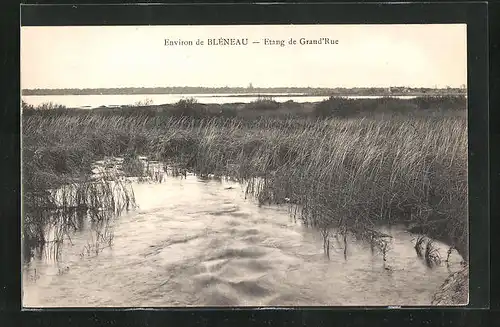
[21,24,467,89]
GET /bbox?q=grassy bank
[22,97,468,263]
[432,265,469,305]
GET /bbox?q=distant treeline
[22,86,467,96]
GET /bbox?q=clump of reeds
[356,228,393,264]
[164,163,188,179]
[171,98,206,118]
[22,101,67,112]
[244,97,280,111]
[22,168,136,262]
[415,235,426,258]
[320,228,331,259]
[147,166,165,183]
[373,236,392,263]
[133,98,153,107]
[122,155,145,177]
[424,240,442,267]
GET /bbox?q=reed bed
[22,155,136,262]
[22,111,468,262]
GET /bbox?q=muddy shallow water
[22,168,465,307]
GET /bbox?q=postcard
[21,23,468,307]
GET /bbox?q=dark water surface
[22,164,464,307]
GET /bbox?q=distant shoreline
[22,93,466,98]
[22,87,466,97]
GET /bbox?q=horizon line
[22,85,467,90]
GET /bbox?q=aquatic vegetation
[320,228,331,259]
[80,219,115,258]
[22,107,468,266]
[122,155,146,177]
[424,240,442,267]
[415,235,426,258]
[22,155,136,262]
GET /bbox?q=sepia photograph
[21,24,469,307]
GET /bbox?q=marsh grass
[23,107,468,264]
[244,97,280,111]
[314,95,466,118]
[431,264,469,305]
[415,235,426,258]
[122,155,146,177]
[22,158,136,262]
[425,240,442,267]
[147,165,165,183]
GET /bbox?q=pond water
[22,160,465,307]
[21,94,418,109]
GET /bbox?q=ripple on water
[203,258,230,273]
[208,246,269,261]
[154,237,207,265]
[200,284,240,306]
[192,270,272,306]
[228,279,272,298]
[230,257,273,272]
